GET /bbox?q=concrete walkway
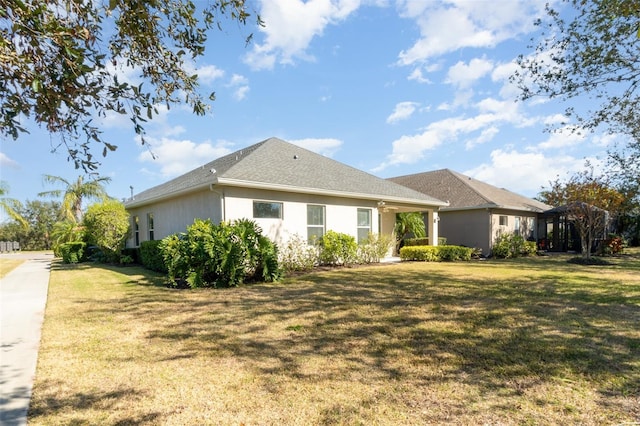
[0,252,53,426]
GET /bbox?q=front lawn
[29,250,640,425]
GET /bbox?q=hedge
[399,245,472,262]
[404,237,448,246]
[140,240,167,273]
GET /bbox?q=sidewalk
[0,252,53,426]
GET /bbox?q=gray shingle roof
[388,169,552,212]
[126,138,447,208]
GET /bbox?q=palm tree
[0,181,28,228]
[394,212,426,253]
[39,175,111,223]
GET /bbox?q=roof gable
[127,138,447,207]
[388,169,552,212]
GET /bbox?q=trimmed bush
[492,232,537,259]
[399,245,473,262]
[58,241,86,264]
[140,240,167,272]
[318,230,357,266]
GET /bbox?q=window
[514,216,521,235]
[357,208,372,243]
[253,201,283,219]
[307,205,325,244]
[147,213,155,241]
[499,215,508,226]
[133,216,140,246]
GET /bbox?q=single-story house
[388,169,552,256]
[124,137,448,254]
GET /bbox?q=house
[388,169,552,256]
[124,138,448,253]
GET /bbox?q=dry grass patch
[0,258,24,279]
[29,250,640,425]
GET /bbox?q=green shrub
[279,234,318,273]
[83,200,130,263]
[492,233,537,258]
[399,245,473,262]
[404,237,430,246]
[399,245,439,261]
[140,240,167,272]
[318,230,357,266]
[121,247,140,264]
[58,241,86,264]
[357,232,393,264]
[159,219,280,288]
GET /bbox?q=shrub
[279,234,319,273]
[83,200,130,263]
[121,247,140,264]
[492,232,537,259]
[159,219,281,288]
[140,240,167,272]
[58,241,86,264]
[404,237,430,246]
[399,245,473,262]
[318,230,357,266]
[602,235,625,255]
[357,232,393,264]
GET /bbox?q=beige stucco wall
[126,186,443,252]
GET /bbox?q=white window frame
[307,204,325,244]
[357,208,372,243]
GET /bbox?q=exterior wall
[438,210,491,255]
[126,190,221,248]
[438,208,541,256]
[222,187,380,245]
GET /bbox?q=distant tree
[394,212,426,253]
[0,181,27,228]
[0,199,60,249]
[538,170,625,258]
[513,0,640,194]
[83,199,130,262]
[39,175,111,223]
[0,0,259,170]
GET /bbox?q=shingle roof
[126,137,448,208]
[388,169,552,212]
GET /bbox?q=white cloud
[137,138,233,177]
[387,101,420,124]
[194,64,225,85]
[465,126,499,150]
[445,57,494,89]
[464,148,598,197]
[227,74,250,101]
[537,126,586,150]
[289,137,343,157]
[245,0,361,70]
[396,1,544,66]
[0,152,19,169]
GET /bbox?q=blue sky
[0,0,618,215]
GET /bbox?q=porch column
[428,210,439,246]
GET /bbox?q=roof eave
[216,178,449,208]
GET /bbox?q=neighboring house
[388,169,552,256]
[124,138,448,254]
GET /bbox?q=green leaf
[31,79,42,93]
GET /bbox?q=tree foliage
[83,199,130,262]
[0,199,61,249]
[394,212,426,253]
[538,170,625,258]
[513,0,640,192]
[39,174,111,222]
[0,0,258,170]
[0,181,27,228]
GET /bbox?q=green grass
[0,258,24,279]
[29,250,640,425]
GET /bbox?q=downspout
[209,185,226,222]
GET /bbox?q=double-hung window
[133,216,140,246]
[147,213,155,241]
[307,205,325,244]
[357,208,372,243]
